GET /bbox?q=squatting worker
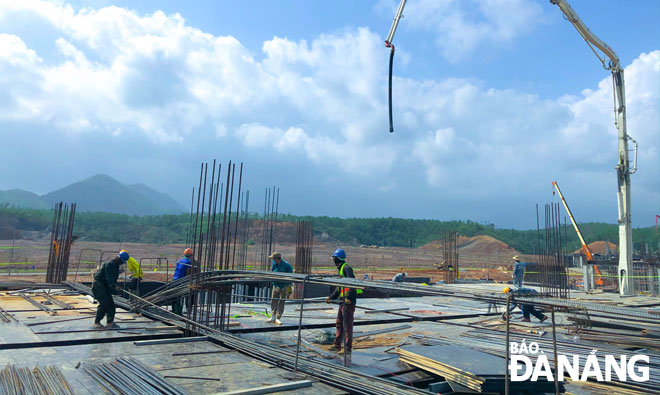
[512,255,526,287]
[92,250,129,329]
[266,252,293,325]
[326,248,361,357]
[171,248,194,316]
[502,286,548,323]
[392,272,407,282]
[126,255,143,293]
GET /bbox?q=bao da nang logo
[509,340,650,382]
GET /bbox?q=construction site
[0,1,658,395]
[0,155,658,395]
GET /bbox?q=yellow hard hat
[503,286,511,294]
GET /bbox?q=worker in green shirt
[92,250,128,329]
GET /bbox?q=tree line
[1,205,658,255]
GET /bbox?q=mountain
[127,183,187,215]
[0,189,51,210]
[0,174,185,216]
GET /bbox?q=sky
[0,0,658,229]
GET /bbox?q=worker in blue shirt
[266,252,293,325]
[171,248,194,316]
[502,286,547,323]
[512,255,526,287]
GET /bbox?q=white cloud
[0,1,657,216]
[377,0,545,62]
[406,50,659,201]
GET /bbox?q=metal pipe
[551,308,559,395]
[294,274,308,375]
[505,293,511,395]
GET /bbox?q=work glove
[344,298,351,305]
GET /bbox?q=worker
[171,248,194,316]
[502,286,548,323]
[326,248,361,357]
[392,272,407,282]
[125,255,143,294]
[512,255,526,287]
[266,252,293,325]
[92,250,129,329]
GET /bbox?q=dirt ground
[0,239,515,284]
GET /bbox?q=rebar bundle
[257,186,279,271]
[84,357,188,395]
[0,364,73,395]
[181,160,244,334]
[235,190,251,270]
[117,288,432,395]
[293,221,313,299]
[295,221,313,274]
[442,230,458,284]
[46,202,76,284]
[538,203,570,299]
[123,270,660,321]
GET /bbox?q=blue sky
[0,0,658,229]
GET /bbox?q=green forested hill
[0,206,658,255]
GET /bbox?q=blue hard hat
[118,251,129,262]
[332,248,346,260]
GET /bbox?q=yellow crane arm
[552,181,594,262]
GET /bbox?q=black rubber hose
[388,45,395,133]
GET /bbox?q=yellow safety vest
[126,257,143,279]
[339,263,363,297]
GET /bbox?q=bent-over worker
[125,256,143,293]
[266,252,293,325]
[392,272,407,282]
[502,286,548,323]
[171,248,194,316]
[326,248,361,358]
[92,250,129,329]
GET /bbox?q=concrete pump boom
[384,0,637,295]
[550,0,636,295]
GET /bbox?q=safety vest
[339,263,363,297]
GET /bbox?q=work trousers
[334,304,356,352]
[92,281,116,324]
[129,278,140,291]
[522,304,545,320]
[172,299,184,316]
[513,272,524,288]
[270,286,291,319]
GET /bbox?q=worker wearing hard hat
[502,286,547,323]
[266,252,293,325]
[511,255,526,287]
[92,250,129,329]
[125,256,143,294]
[326,248,361,359]
[171,248,194,316]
